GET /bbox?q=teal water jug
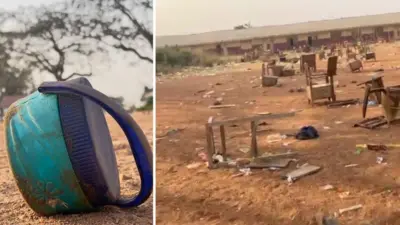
[3,77,153,216]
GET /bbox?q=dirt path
[0,112,153,225]
[156,43,400,225]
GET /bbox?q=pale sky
[156,0,400,36]
[0,0,153,107]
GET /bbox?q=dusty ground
[0,112,153,225]
[156,42,400,225]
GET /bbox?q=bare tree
[140,86,152,101]
[71,0,153,63]
[3,5,94,81]
[234,22,252,30]
[0,0,153,107]
[0,41,32,101]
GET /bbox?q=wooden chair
[313,56,338,83]
[365,52,376,61]
[349,59,363,72]
[358,75,384,114]
[262,60,275,76]
[261,63,278,87]
[363,85,400,126]
[322,56,338,77]
[347,52,357,61]
[300,54,316,73]
[381,87,400,126]
[304,62,336,106]
[318,51,326,60]
[266,64,284,77]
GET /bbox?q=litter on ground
[339,204,363,215]
[283,164,321,183]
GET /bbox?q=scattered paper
[345,164,358,168]
[283,140,297,146]
[197,152,208,161]
[232,168,252,178]
[212,154,224,163]
[195,147,205,152]
[267,133,287,143]
[321,184,335,191]
[339,191,350,199]
[239,168,252,176]
[239,147,250,153]
[209,104,236,109]
[339,204,363,215]
[257,112,271,115]
[284,164,321,183]
[186,162,203,169]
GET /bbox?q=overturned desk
[204,112,295,169]
[358,74,384,107]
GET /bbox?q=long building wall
[187,24,400,55]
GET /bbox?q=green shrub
[136,96,153,111]
[156,47,224,73]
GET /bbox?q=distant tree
[136,95,152,111]
[0,41,32,100]
[216,44,223,55]
[234,22,252,30]
[140,86,153,101]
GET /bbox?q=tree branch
[61,42,81,50]
[62,72,92,81]
[114,43,153,63]
[24,51,54,74]
[113,0,152,47]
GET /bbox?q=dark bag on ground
[295,126,319,140]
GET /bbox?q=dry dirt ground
[156,43,400,225]
[0,112,153,225]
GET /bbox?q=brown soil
[156,43,400,225]
[0,112,153,225]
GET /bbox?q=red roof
[0,95,25,108]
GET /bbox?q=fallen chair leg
[362,86,371,118]
[205,124,216,168]
[219,125,227,160]
[250,121,258,158]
